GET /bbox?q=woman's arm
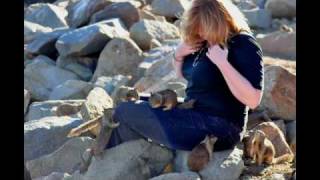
[206,45,263,109]
[217,60,262,109]
[172,54,184,79]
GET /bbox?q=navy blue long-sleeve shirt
[182,32,264,128]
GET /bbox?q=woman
[105,0,264,152]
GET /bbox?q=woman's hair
[180,0,251,47]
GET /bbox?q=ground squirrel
[56,103,82,116]
[187,135,218,172]
[149,89,196,110]
[77,108,120,173]
[243,122,294,165]
[112,86,139,106]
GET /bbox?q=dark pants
[106,96,243,151]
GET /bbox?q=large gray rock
[56,56,97,71]
[24,57,80,101]
[55,23,115,56]
[25,28,71,56]
[129,19,180,50]
[24,20,53,43]
[174,148,244,180]
[66,0,112,28]
[94,75,131,95]
[80,87,113,135]
[256,31,296,60]
[25,3,68,29]
[253,0,267,8]
[199,148,244,180]
[263,56,296,75]
[149,172,200,180]
[265,0,296,18]
[242,8,272,29]
[24,3,48,17]
[95,18,130,38]
[72,139,173,180]
[49,80,93,100]
[236,0,257,10]
[34,172,71,180]
[91,37,145,84]
[25,100,85,122]
[27,137,94,179]
[134,46,187,93]
[257,65,296,121]
[24,116,83,161]
[56,56,97,81]
[150,0,190,18]
[54,0,73,8]
[90,1,140,29]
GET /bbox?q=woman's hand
[174,42,202,61]
[206,45,229,67]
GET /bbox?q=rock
[94,75,131,95]
[134,46,187,93]
[242,8,272,29]
[49,80,93,100]
[270,18,293,30]
[25,28,71,56]
[55,23,115,56]
[90,2,140,29]
[54,0,72,8]
[252,0,267,8]
[66,0,112,28]
[25,100,85,122]
[129,19,180,50]
[167,82,186,92]
[65,63,94,81]
[257,65,296,121]
[24,57,80,101]
[24,3,48,17]
[199,148,244,180]
[77,139,173,180]
[24,116,83,161]
[269,173,285,180]
[256,31,296,60]
[31,55,57,66]
[174,148,244,180]
[80,87,113,136]
[167,82,186,98]
[91,37,145,85]
[149,172,200,180]
[25,89,31,115]
[25,3,68,29]
[24,20,53,43]
[34,172,71,180]
[237,0,257,10]
[265,0,296,18]
[150,0,190,18]
[27,137,94,179]
[56,56,97,79]
[136,45,175,79]
[285,121,296,154]
[263,56,296,75]
[95,18,130,38]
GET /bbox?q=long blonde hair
[180,0,251,47]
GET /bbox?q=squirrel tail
[67,117,101,138]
